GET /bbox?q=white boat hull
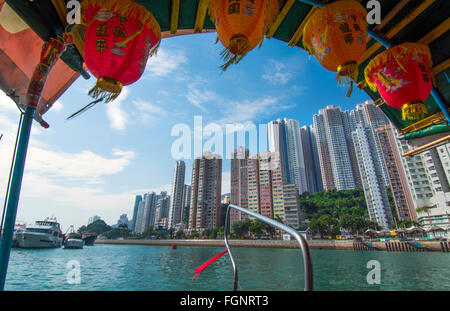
[64,239,84,249]
[15,232,62,248]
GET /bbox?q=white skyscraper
[268,118,308,194]
[168,161,186,228]
[314,106,356,191]
[284,119,308,195]
[352,124,394,229]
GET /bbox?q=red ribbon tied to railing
[192,248,229,281]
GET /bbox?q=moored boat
[64,226,84,249]
[82,233,98,246]
[15,218,63,248]
[12,223,26,248]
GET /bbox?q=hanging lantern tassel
[337,61,359,98]
[88,77,123,103]
[210,0,279,71]
[402,100,428,121]
[220,35,250,71]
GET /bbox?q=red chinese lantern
[82,0,161,103]
[302,0,367,96]
[364,43,433,121]
[209,0,279,70]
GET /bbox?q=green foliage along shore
[299,188,380,238]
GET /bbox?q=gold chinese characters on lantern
[303,0,368,97]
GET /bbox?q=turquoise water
[5,244,450,291]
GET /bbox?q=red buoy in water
[171,244,177,250]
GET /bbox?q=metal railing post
[225,204,313,291]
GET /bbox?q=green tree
[85,220,111,235]
[188,230,199,239]
[102,227,131,239]
[142,226,156,238]
[176,230,185,239]
[168,228,175,239]
[157,230,168,239]
[249,220,265,236]
[231,219,251,238]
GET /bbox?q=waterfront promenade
[95,239,449,252]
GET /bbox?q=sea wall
[95,239,450,252]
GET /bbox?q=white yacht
[12,223,26,248]
[15,217,63,248]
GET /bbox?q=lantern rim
[81,0,161,42]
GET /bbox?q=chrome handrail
[224,204,313,291]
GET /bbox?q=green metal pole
[0,106,35,291]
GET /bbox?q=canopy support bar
[0,106,35,291]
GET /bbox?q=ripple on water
[5,244,450,291]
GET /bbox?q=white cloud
[0,108,138,229]
[25,147,135,184]
[145,48,187,78]
[186,86,218,112]
[132,99,167,125]
[51,100,64,112]
[262,60,295,85]
[106,87,129,131]
[215,97,293,125]
[0,91,18,112]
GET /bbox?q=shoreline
[95,239,449,252]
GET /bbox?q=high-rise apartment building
[313,112,335,190]
[396,131,450,234]
[168,161,186,228]
[130,195,142,232]
[245,152,303,228]
[282,183,305,228]
[300,125,323,193]
[155,193,171,229]
[284,119,308,194]
[230,147,250,225]
[183,184,191,224]
[134,200,145,233]
[352,124,394,229]
[140,192,158,233]
[268,120,289,184]
[268,119,308,194]
[247,155,260,215]
[134,191,168,234]
[116,214,129,227]
[374,123,416,221]
[189,152,222,230]
[313,106,356,190]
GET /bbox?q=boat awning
[0,0,81,127]
[3,0,449,136]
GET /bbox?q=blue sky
[0,32,371,230]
